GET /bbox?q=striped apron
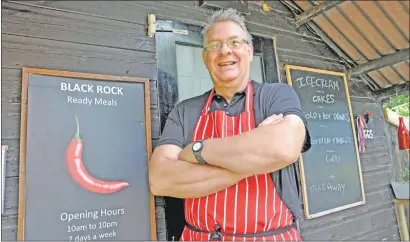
[180,82,301,241]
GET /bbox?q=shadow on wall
[156,68,185,241]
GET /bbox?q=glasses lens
[206,42,220,51]
[229,39,244,48]
[205,39,245,51]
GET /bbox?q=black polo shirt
[156,80,311,220]
[157,80,310,151]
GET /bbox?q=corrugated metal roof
[289,0,409,91]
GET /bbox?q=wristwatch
[192,140,207,165]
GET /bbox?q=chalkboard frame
[285,65,366,219]
[17,67,157,240]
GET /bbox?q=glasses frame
[203,38,249,52]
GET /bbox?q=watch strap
[194,152,208,165]
[193,140,208,165]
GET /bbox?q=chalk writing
[312,94,334,104]
[304,112,350,122]
[309,183,345,195]
[311,136,352,145]
[295,76,340,91]
[364,129,373,139]
[333,113,350,122]
[312,137,331,145]
[332,136,352,145]
[326,154,341,164]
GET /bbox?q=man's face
[202,21,253,87]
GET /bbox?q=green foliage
[384,95,409,117]
[403,167,410,182]
[395,167,410,182]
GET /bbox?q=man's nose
[219,43,232,55]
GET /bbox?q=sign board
[18,68,156,240]
[285,65,365,219]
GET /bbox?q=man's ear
[202,50,209,69]
[248,44,254,62]
[202,50,206,62]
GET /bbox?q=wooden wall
[1,0,399,240]
[1,0,164,239]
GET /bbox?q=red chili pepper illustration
[65,115,129,194]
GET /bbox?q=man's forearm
[149,157,245,198]
[201,116,305,176]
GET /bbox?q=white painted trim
[384,107,409,130]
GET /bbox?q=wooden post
[394,199,410,241]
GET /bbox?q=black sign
[18,68,156,240]
[285,65,365,219]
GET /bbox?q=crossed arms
[148,113,306,199]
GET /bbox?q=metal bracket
[147,13,188,37]
[148,14,156,37]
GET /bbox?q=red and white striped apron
[181,82,301,241]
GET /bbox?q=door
[155,19,280,240]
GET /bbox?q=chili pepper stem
[74,115,81,141]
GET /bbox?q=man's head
[202,8,254,89]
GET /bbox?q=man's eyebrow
[228,35,240,40]
[207,35,242,42]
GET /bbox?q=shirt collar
[212,80,257,100]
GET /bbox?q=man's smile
[218,61,237,66]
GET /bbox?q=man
[149,8,311,241]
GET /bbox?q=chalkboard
[18,68,156,240]
[285,65,365,219]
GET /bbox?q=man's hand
[178,143,197,164]
[258,113,284,127]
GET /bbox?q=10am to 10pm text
[67,221,118,241]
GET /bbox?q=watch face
[193,142,202,151]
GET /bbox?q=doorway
[155,19,280,240]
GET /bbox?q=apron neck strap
[201,88,215,116]
[244,81,253,113]
[201,81,254,116]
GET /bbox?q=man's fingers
[259,114,284,127]
[261,114,278,126]
[271,113,284,123]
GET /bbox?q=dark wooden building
[1,0,409,240]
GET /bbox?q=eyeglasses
[204,39,248,51]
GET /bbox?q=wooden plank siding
[1,0,397,241]
[1,1,163,240]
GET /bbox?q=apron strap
[244,81,253,113]
[201,88,215,116]
[185,221,296,240]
